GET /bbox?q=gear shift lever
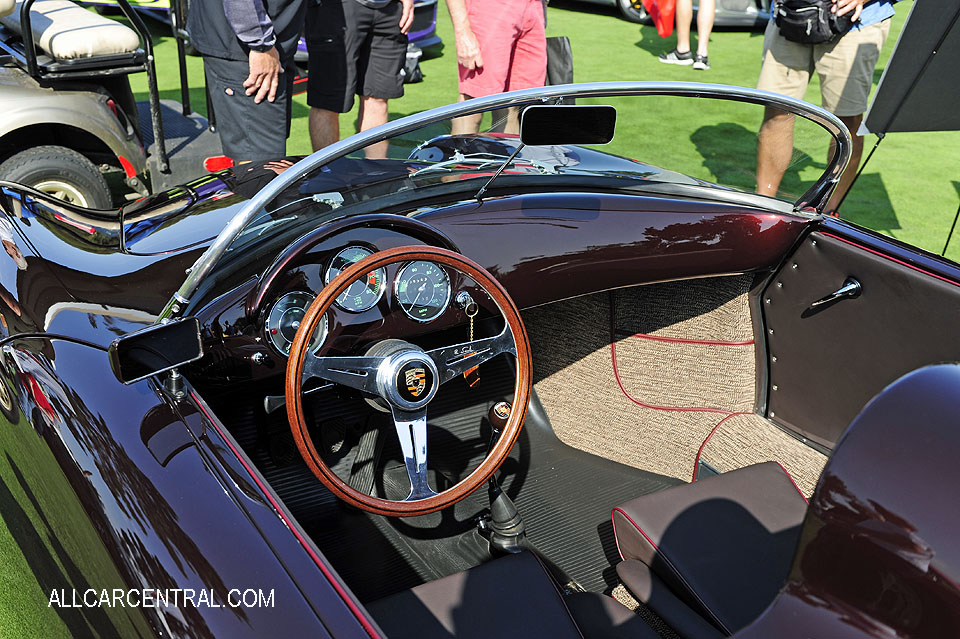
[484,402,526,553]
[480,401,586,592]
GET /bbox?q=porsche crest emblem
[405,368,427,397]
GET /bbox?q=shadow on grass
[0,454,122,639]
[840,172,899,232]
[635,28,673,59]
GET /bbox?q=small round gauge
[394,261,451,323]
[325,246,386,313]
[266,291,328,356]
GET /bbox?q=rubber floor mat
[222,358,680,602]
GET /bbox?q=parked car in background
[0,82,958,638]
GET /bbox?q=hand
[399,0,414,34]
[833,0,864,21]
[244,47,283,104]
[455,27,483,71]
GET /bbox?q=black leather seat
[366,551,662,639]
[612,461,809,635]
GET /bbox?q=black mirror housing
[109,318,204,385]
[520,105,617,146]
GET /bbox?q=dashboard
[190,222,498,390]
[264,247,455,357]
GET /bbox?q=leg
[309,108,341,152]
[825,114,863,211]
[305,0,356,152]
[355,1,407,157]
[452,94,483,135]
[358,96,390,159]
[675,0,693,54]
[695,0,715,57]
[755,20,813,196]
[815,21,891,211]
[756,107,796,197]
[203,55,288,162]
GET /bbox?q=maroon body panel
[421,192,809,309]
[738,365,960,638]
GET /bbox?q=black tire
[618,0,652,23]
[0,146,113,209]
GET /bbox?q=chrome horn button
[376,349,440,411]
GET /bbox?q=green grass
[130,0,960,261]
[0,387,153,639]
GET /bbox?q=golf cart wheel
[0,146,112,209]
[618,0,651,22]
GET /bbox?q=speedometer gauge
[394,261,451,322]
[325,246,386,312]
[266,291,328,356]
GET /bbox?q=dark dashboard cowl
[247,213,459,320]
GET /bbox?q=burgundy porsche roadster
[0,82,957,639]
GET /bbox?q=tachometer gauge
[325,246,386,312]
[266,291,328,356]
[394,261,451,322]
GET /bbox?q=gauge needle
[407,281,427,311]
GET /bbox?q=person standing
[306,0,414,158]
[755,0,897,213]
[188,0,306,163]
[445,0,548,135]
[658,0,716,70]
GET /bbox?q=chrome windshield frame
[158,81,850,322]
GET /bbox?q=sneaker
[693,55,710,70]
[658,49,694,65]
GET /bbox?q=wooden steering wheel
[285,245,532,517]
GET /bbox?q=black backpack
[774,0,855,44]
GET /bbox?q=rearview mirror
[109,318,204,384]
[520,105,617,146]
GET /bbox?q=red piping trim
[773,461,808,504]
[821,232,960,289]
[608,294,734,415]
[613,330,755,347]
[610,336,732,414]
[611,507,730,634]
[691,412,751,481]
[611,508,659,561]
[190,391,382,639]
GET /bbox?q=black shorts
[203,55,294,163]
[306,0,408,112]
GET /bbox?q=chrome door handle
[809,277,862,309]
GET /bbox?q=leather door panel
[763,229,960,448]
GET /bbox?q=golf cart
[0,0,218,207]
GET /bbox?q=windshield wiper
[474,143,526,202]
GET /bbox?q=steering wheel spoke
[304,354,383,395]
[391,408,438,501]
[286,245,531,517]
[427,324,516,386]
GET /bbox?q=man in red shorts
[446,0,547,134]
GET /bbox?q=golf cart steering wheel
[285,245,532,517]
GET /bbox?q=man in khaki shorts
[756,0,896,212]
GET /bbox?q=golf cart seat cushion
[366,551,661,639]
[612,461,808,634]
[0,0,13,19]
[0,0,139,59]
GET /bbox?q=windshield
[161,82,847,321]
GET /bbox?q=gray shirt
[223,0,276,50]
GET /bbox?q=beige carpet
[523,276,826,491]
